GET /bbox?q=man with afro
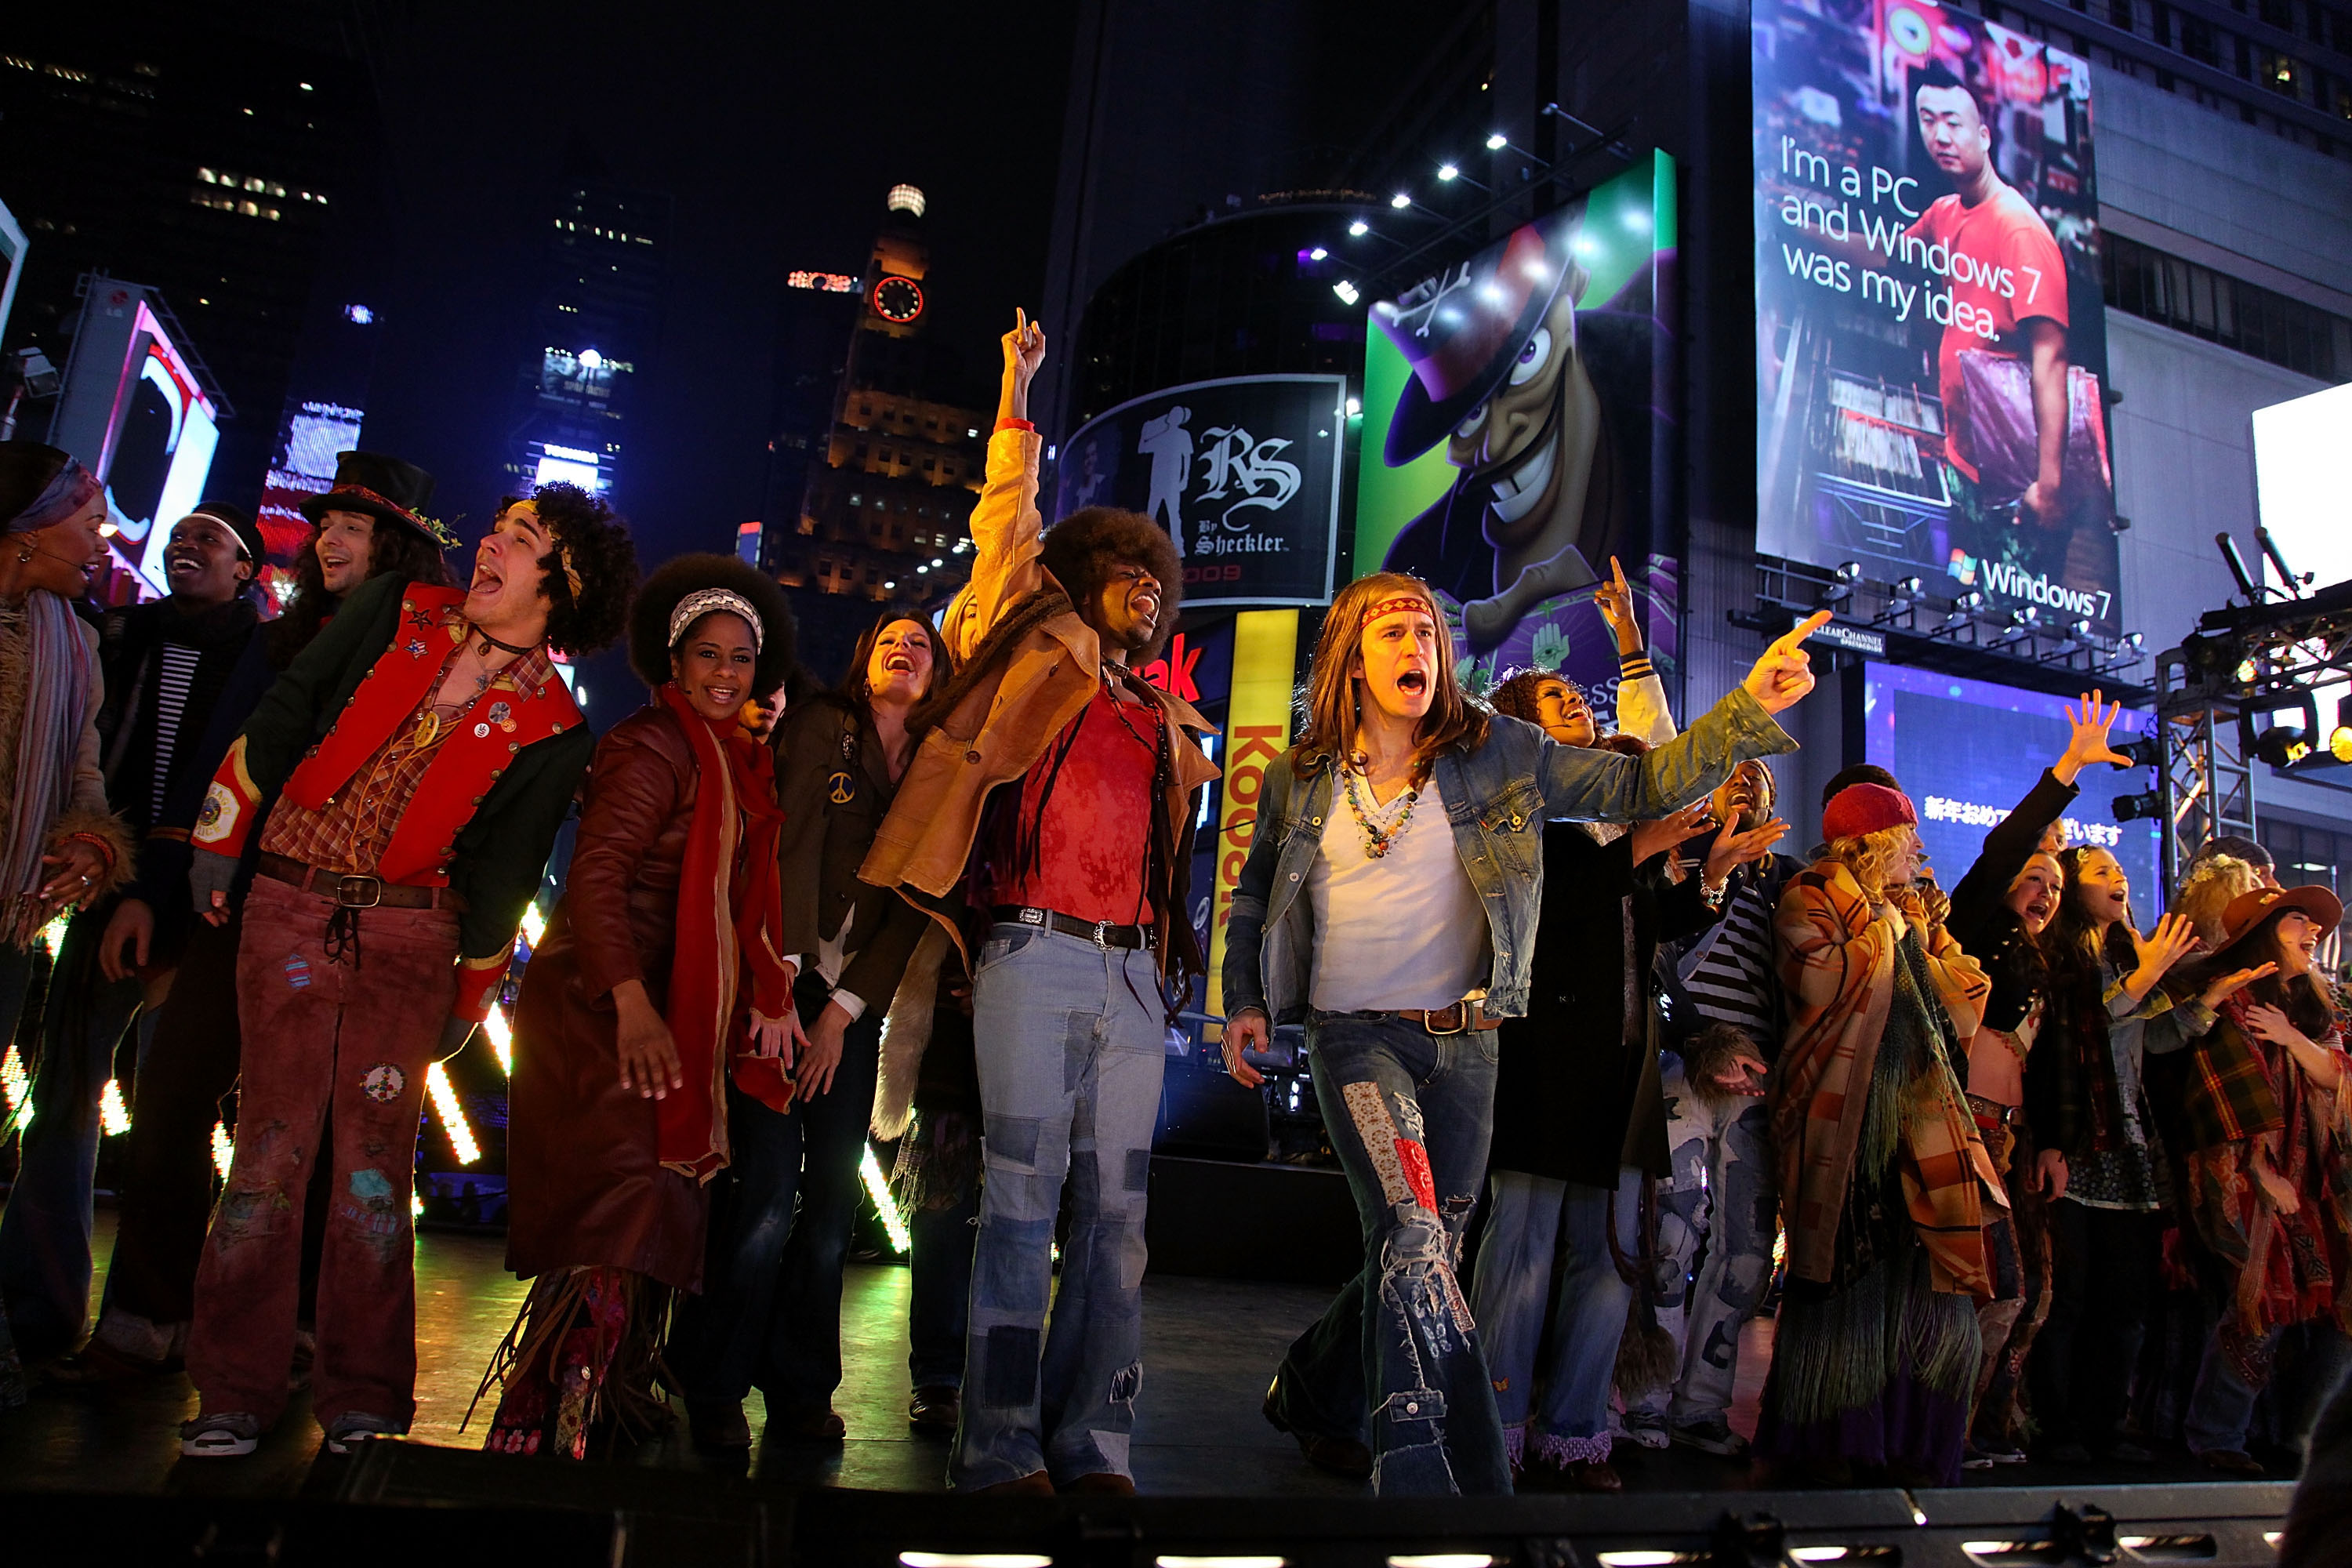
[176,481,637,1458]
[861,312,1218,1496]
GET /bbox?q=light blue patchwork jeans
[951,921,1166,1491]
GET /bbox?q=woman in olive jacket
[667,604,950,1447]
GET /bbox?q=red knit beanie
[1822,782,1916,841]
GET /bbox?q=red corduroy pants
[184,874,458,1429]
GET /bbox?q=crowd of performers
[0,312,2346,1507]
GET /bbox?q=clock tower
[767,183,990,677]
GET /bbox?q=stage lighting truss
[1746,556,2149,686]
[2151,586,2352,898]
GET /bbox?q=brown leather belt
[1395,999,1501,1035]
[257,852,460,911]
[991,906,1156,951]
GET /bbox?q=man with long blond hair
[1221,572,1827,1494]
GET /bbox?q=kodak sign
[1203,609,1298,1036]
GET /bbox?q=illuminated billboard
[1054,375,1345,608]
[1355,152,1679,717]
[1754,0,2118,633]
[49,282,223,597]
[1864,661,2159,909]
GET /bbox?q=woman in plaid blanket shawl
[2172,884,2352,1475]
[1755,782,1996,1486]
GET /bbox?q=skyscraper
[771,186,990,677]
[0,14,372,504]
[506,143,670,509]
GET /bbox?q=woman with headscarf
[485,554,797,1459]
[668,603,949,1449]
[1757,782,1994,1486]
[0,441,133,1403]
[2172,884,2352,1475]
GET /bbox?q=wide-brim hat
[301,450,451,547]
[1372,212,1582,466]
[2220,884,2343,948]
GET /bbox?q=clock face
[873,276,924,324]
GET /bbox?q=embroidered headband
[669,588,764,652]
[510,500,584,601]
[321,482,459,549]
[8,459,101,535]
[1365,593,1435,624]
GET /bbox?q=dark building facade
[0,15,372,506]
[504,147,670,511]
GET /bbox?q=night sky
[344,2,1078,572]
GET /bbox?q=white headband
[669,588,762,652]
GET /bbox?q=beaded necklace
[1341,760,1421,859]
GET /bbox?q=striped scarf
[0,591,98,944]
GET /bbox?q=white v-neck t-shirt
[1305,769,1491,1011]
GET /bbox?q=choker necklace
[473,625,536,658]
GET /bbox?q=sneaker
[1670,1415,1751,1457]
[1961,1443,1996,1471]
[1618,1409,1671,1450]
[322,1412,397,1455]
[181,1412,263,1457]
[1981,1441,2029,1465]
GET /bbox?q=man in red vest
[175,483,636,1457]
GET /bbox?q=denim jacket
[1221,687,1796,1023]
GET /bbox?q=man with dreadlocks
[859,313,1218,1496]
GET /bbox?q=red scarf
[654,684,792,1178]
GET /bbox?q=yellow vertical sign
[1204,608,1298,1034]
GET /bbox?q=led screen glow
[1862,661,2161,912]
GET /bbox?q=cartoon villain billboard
[1355,151,1679,721]
[1753,0,2119,633]
[1053,373,1345,609]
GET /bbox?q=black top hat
[1371,216,1582,466]
[300,452,448,546]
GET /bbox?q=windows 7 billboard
[1754,1,2120,634]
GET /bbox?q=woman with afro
[487,553,796,1460]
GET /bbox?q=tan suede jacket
[857,426,1219,975]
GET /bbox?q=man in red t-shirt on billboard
[1904,64,2071,533]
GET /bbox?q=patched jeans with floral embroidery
[953,923,1165,1491]
[1273,1010,1511,1497]
[185,874,458,1431]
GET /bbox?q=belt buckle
[1426,1002,1468,1036]
[1017,907,1045,927]
[335,873,383,909]
[1092,919,1112,949]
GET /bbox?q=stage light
[1333,280,1360,305]
[426,1062,481,1166]
[900,1556,1049,1568]
[481,1007,513,1074]
[1308,246,1328,260]
[2,1044,30,1131]
[1390,192,1412,209]
[212,1120,234,1179]
[1437,163,1460,181]
[1819,580,1851,607]
[1486,132,1508,149]
[2253,724,2313,768]
[1834,561,1862,582]
[2114,735,2160,769]
[2332,698,2352,764]
[1348,219,1370,237]
[1345,397,1362,417]
[1157,1558,1290,1568]
[520,901,546,949]
[100,1079,131,1136]
[861,1142,912,1255]
[2113,789,2161,822]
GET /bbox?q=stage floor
[0,1216,2270,1499]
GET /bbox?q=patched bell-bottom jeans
[952,922,1166,1491]
[1269,1010,1512,1497]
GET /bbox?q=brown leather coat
[858,427,1219,974]
[505,705,708,1292]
